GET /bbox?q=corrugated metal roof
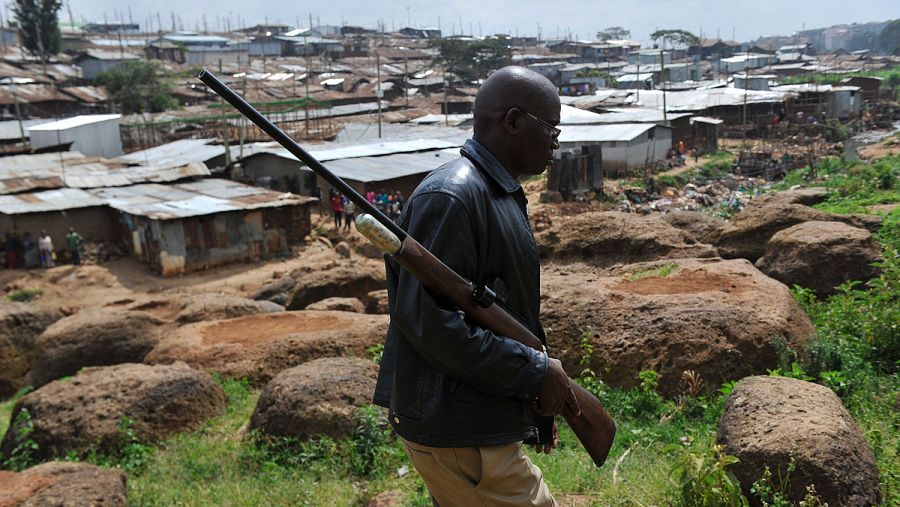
[335,123,471,144]
[90,178,315,220]
[409,114,473,126]
[0,84,77,105]
[591,108,693,124]
[0,187,107,214]
[0,151,209,195]
[633,88,788,111]
[558,123,656,143]
[78,49,140,61]
[770,84,861,93]
[560,104,605,125]
[28,114,121,131]
[118,139,223,166]
[246,138,464,164]
[322,148,459,183]
[161,34,230,45]
[60,86,109,103]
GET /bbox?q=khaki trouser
[401,437,558,507]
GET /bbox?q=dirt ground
[0,235,349,314]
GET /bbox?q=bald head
[473,66,560,137]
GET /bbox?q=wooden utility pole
[376,28,383,138]
[660,49,667,121]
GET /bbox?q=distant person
[22,233,39,269]
[330,193,343,230]
[344,199,356,231]
[38,230,54,268]
[5,230,20,269]
[66,227,84,265]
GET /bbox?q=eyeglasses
[523,110,561,139]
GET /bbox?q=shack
[557,123,672,177]
[234,138,465,197]
[0,188,115,245]
[90,179,317,276]
[74,50,140,80]
[27,115,123,157]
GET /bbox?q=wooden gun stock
[395,236,616,468]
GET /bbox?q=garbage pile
[617,176,767,216]
[80,241,128,264]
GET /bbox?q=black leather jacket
[373,139,551,447]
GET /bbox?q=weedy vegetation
[0,155,896,505]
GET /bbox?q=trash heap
[617,176,768,216]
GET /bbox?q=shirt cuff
[520,345,549,400]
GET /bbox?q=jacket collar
[460,139,521,194]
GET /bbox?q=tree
[12,0,62,58]
[96,60,178,114]
[596,26,630,41]
[880,19,900,55]
[650,29,700,48]
[435,36,511,84]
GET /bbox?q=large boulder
[26,309,163,388]
[704,193,881,262]
[248,357,378,440]
[540,258,816,395]
[364,289,389,315]
[718,376,881,506]
[0,461,127,506]
[0,304,64,400]
[145,311,389,386]
[175,293,269,324]
[756,221,882,296]
[661,211,727,242]
[536,212,718,267]
[304,297,365,313]
[285,259,386,310]
[0,362,224,461]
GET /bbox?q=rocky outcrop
[145,311,388,386]
[536,212,718,267]
[1,363,224,460]
[540,258,816,395]
[718,376,881,506]
[704,193,881,262]
[364,289,389,315]
[253,259,386,310]
[26,309,162,388]
[175,293,269,324]
[0,461,127,506]
[661,211,727,242]
[0,304,64,400]
[304,297,366,313]
[248,357,378,441]
[755,221,881,296]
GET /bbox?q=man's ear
[502,108,520,134]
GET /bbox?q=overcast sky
[59,0,896,44]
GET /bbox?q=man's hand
[531,422,559,454]
[534,357,580,417]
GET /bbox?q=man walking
[374,66,572,506]
[66,227,84,265]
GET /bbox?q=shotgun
[198,69,616,467]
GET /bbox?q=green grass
[625,261,680,282]
[6,288,43,302]
[1,154,897,505]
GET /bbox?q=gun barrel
[197,69,407,242]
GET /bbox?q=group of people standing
[3,227,84,270]
[328,189,405,232]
